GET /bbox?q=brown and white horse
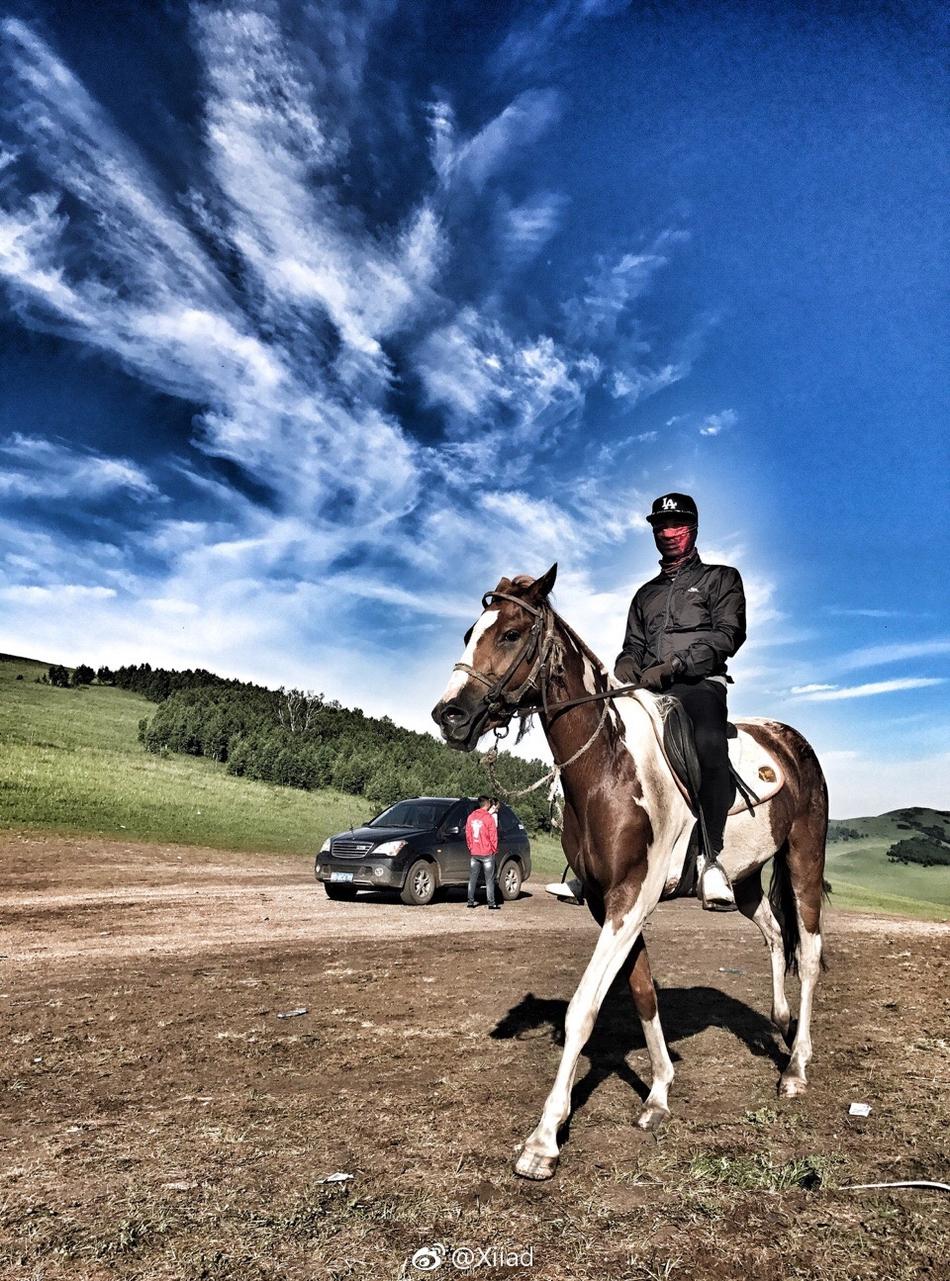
[432,564,829,1181]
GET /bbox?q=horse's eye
[502,629,521,643]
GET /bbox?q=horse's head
[431,563,558,751]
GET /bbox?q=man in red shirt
[466,796,499,909]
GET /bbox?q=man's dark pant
[667,679,734,856]
[468,855,497,906]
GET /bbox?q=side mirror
[446,825,460,835]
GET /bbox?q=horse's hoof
[637,1105,671,1132]
[779,1074,806,1098]
[514,1149,559,1180]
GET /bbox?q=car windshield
[368,800,452,829]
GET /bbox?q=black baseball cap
[646,492,699,525]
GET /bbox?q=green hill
[828,808,950,846]
[824,807,950,919]
[2,654,948,916]
[0,654,364,854]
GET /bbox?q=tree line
[40,663,103,688]
[886,836,950,868]
[886,810,950,867]
[76,662,557,831]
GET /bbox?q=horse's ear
[528,562,557,601]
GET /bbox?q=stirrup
[545,876,585,906]
[699,857,737,912]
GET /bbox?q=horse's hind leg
[735,871,793,1044]
[779,811,827,1098]
[622,934,674,1129]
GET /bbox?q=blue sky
[0,0,946,816]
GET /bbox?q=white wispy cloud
[0,583,117,603]
[699,409,737,437]
[493,0,630,75]
[823,607,910,618]
[415,307,598,460]
[564,236,687,344]
[791,677,946,701]
[607,316,712,407]
[430,90,560,194]
[498,192,567,261]
[609,363,684,403]
[836,638,950,671]
[197,7,444,369]
[0,11,432,558]
[0,434,159,501]
[0,8,698,554]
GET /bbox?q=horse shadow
[491,980,785,1128]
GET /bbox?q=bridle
[450,588,622,808]
[450,589,558,737]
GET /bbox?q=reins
[482,699,610,827]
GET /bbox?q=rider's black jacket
[614,553,747,684]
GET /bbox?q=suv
[314,796,532,905]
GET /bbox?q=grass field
[2,654,948,917]
[0,656,361,855]
[826,840,950,910]
[823,808,950,919]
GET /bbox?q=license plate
[330,871,354,882]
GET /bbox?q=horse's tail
[768,844,800,977]
[769,847,831,977]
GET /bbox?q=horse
[431,563,829,1181]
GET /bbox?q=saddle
[637,693,784,814]
[633,691,785,900]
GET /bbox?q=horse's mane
[548,604,610,681]
[509,593,615,745]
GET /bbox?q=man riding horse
[614,492,746,911]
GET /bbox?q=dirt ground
[1,833,948,1281]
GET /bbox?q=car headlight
[373,839,407,856]
[319,837,332,854]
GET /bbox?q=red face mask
[654,522,697,574]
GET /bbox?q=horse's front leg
[514,885,657,1180]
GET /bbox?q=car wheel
[400,859,436,905]
[325,883,358,901]
[498,860,523,901]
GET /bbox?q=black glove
[638,660,675,692]
[614,656,640,685]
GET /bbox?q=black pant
[666,679,734,856]
[468,855,497,906]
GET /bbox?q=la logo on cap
[662,496,677,510]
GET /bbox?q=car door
[438,798,477,882]
[498,804,527,862]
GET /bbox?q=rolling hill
[824,808,950,917]
[0,653,362,855]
